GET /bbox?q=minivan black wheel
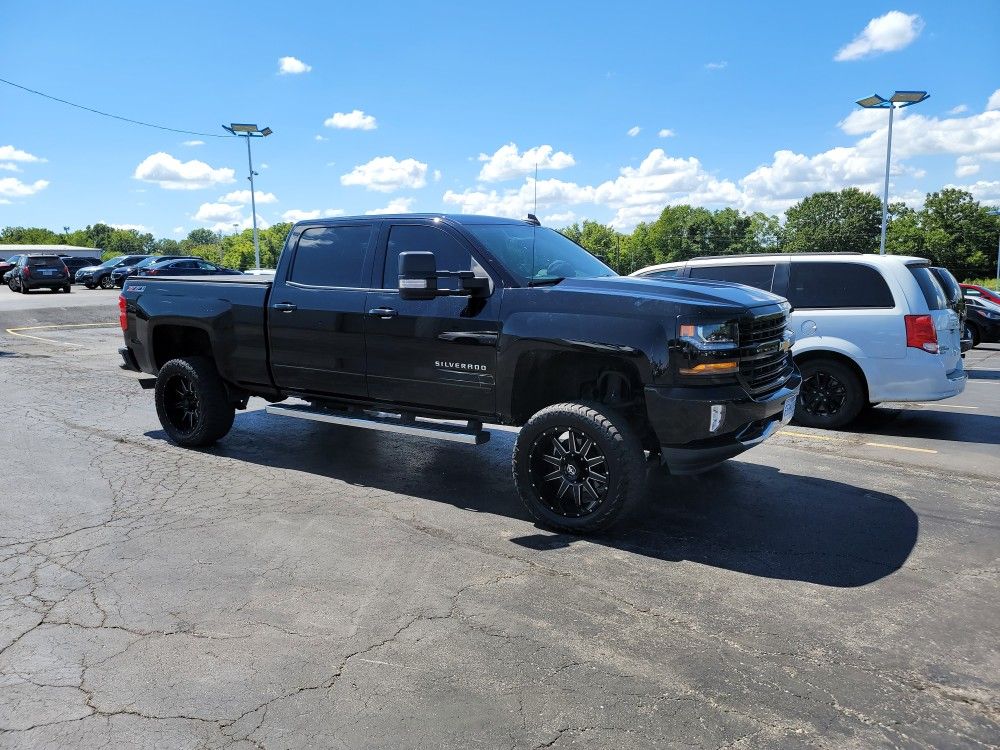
[99,275,114,289]
[155,357,235,447]
[965,323,980,348]
[793,358,865,429]
[513,401,645,533]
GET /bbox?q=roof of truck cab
[292,214,532,227]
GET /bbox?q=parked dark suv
[7,255,72,293]
[112,255,192,287]
[60,255,103,285]
[80,255,150,289]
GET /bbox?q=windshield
[466,225,616,285]
[99,256,126,268]
[135,256,174,269]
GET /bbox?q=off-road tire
[793,358,865,429]
[155,356,235,447]
[513,401,645,533]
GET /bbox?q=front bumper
[646,372,801,474]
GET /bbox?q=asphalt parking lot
[1,291,998,749]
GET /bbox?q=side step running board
[265,403,491,445]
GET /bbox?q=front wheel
[513,401,645,533]
[965,323,980,348]
[99,275,114,290]
[793,358,865,429]
[154,357,235,447]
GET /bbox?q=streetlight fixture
[856,90,929,255]
[222,122,273,269]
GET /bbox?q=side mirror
[398,251,438,300]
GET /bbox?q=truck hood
[555,275,786,311]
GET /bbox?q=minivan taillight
[118,294,127,331]
[905,314,938,353]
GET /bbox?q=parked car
[632,253,966,428]
[6,254,71,293]
[929,267,970,352]
[119,213,801,533]
[0,254,26,279]
[112,255,192,287]
[59,255,103,284]
[962,295,1000,346]
[960,283,1000,306]
[79,255,150,289]
[136,258,242,277]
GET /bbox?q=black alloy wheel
[99,274,114,289]
[162,373,202,436]
[792,358,865,429]
[800,370,848,418]
[529,427,609,518]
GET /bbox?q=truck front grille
[738,312,793,396]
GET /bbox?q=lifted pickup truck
[119,214,800,532]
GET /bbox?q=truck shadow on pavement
[147,410,918,589]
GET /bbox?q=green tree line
[2,187,997,282]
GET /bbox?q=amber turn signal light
[679,361,738,375]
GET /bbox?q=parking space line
[4,322,117,346]
[922,404,978,410]
[779,430,939,455]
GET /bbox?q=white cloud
[945,179,1000,206]
[835,11,924,61]
[627,126,641,137]
[182,140,205,147]
[213,214,269,233]
[0,162,21,172]
[315,134,328,142]
[477,143,576,182]
[948,105,969,115]
[0,145,45,163]
[281,208,345,222]
[341,156,428,192]
[705,61,727,70]
[172,226,185,235]
[194,202,244,224]
[260,163,269,170]
[987,89,1000,112]
[109,223,149,232]
[0,177,49,197]
[955,162,980,178]
[542,211,577,226]
[134,152,235,190]
[365,197,415,215]
[278,56,312,75]
[658,129,676,138]
[324,109,377,130]
[433,169,442,182]
[219,190,278,204]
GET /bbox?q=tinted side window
[174,260,199,270]
[908,266,947,311]
[383,225,473,290]
[689,264,775,291]
[290,225,372,287]
[787,263,894,309]
[645,269,679,279]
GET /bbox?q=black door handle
[368,307,398,319]
[273,302,297,312]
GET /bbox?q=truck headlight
[679,321,738,349]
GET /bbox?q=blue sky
[2,0,999,237]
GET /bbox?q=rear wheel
[62,285,71,293]
[155,357,235,447]
[965,323,981,348]
[513,401,645,533]
[7,278,16,292]
[793,358,865,429]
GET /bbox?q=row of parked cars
[1,253,242,293]
[631,254,998,428]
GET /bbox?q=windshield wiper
[527,277,564,287]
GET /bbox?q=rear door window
[688,264,775,291]
[908,265,947,311]
[786,262,894,309]
[290,225,373,288]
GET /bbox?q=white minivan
[631,254,966,428]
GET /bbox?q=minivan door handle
[273,302,297,312]
[368,307,398,319]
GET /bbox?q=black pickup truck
[119,214,800,532]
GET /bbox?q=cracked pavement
[1,300,998,749]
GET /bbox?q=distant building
[0,244,103,259]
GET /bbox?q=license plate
[41,269,54,276]
[781,397,796,424]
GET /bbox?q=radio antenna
[533,162,538,215]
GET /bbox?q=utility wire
[0,76,233,139]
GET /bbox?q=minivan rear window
[909,265,947,310]
[786,262,894,309]
[688,264,775,291]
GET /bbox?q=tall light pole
[856,91,929,255]
[989,208,1000,291]
[222,123,273,269]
